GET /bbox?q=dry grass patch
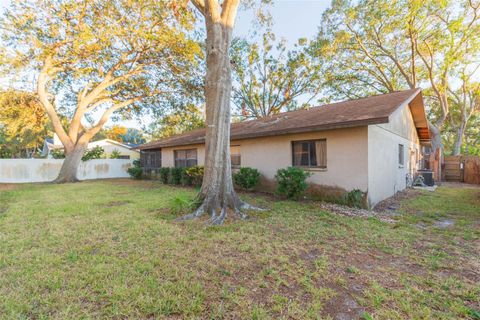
[0,181,478,319]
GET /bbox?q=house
[139,89,431,207]
[43,135,140,160]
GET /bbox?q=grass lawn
[0,180,479,319]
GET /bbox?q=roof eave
[138,117,389,150]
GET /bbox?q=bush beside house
[233,167,260,191]
[127,160,143,179]
[275,167,311,200]
[140,164,365,208]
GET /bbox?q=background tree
[462,113,480,155]
[447,80,480,155]
[0,0,201,182]
[148,104,205,139]
[443,86,480,155]
[93,127,146,145]
[104,125,128,143]
[0,90,51,158]
[231,30,322,119]
[122,128,147,145]
[314,0,480,153]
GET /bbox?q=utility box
[417,170,434,186]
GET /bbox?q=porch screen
[140,150,161,169]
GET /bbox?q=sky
[0,0,331,129]
[234,1,329,43]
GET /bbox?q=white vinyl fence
[0,159,133,183]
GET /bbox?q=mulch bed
[317,202,397,223]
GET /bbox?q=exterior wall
[367,103,421,206]
[47,140,140,159]
[0,159,133,183]
[238,127,369,192]
[161,144,206,167]
[88,141,140,159]
[157,127,369,194]
[151,104,421,207]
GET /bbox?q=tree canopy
[313,0,480,153]
[231,30,322,119]
[149,104,205,139]
[0,0,202,180]
[0,90,51,158]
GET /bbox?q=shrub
[185,166,204,187]
[159,167,170,184]
[50,149,65,159]
[127,159,143,179]
[342,189,366,208]
[275,167,311,200]
[180,168,192,186]
[233,167,260,191]
[169,194,195,215]
[82,146,104,161]
[170,167,183,185]
[110,149,121,159]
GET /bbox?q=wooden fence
[443,155,480,184]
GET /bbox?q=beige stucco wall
[367,103,421,206]
[161,144,206,167]
[159,127,369,193]
[238,127,369,192]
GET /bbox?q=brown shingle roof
[140,89,428,150]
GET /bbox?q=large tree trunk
[452,123,467,156]
[53,142,87,183]
[179,11,258,225]
[428,121,443,153]
[427,121,443,181]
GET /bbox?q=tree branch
[221,0,240,28]
[191,0,206,15]
[37,57,73,150]
[85,97,141,139]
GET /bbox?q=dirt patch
[374,188,421,213]
[101,179,161,189]
[102,200,131,207]
[433,219,455,228]
[441,182,480,189]
[322,286,366,320]
[316,202,396,223]
[0,184,17,191]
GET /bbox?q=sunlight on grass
[0,180,478,319]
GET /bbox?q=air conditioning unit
[417,170,434,186]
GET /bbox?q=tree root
[209,205,227,225]
[238,200,265,212]
[176,198,264,225]
[175,203,206,221]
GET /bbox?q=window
[174,149,197,168]
[398,144,404,166]
[118,155,130,160]
[292,140,327,168]
[140,150,161,169]
[231,145,241,168]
